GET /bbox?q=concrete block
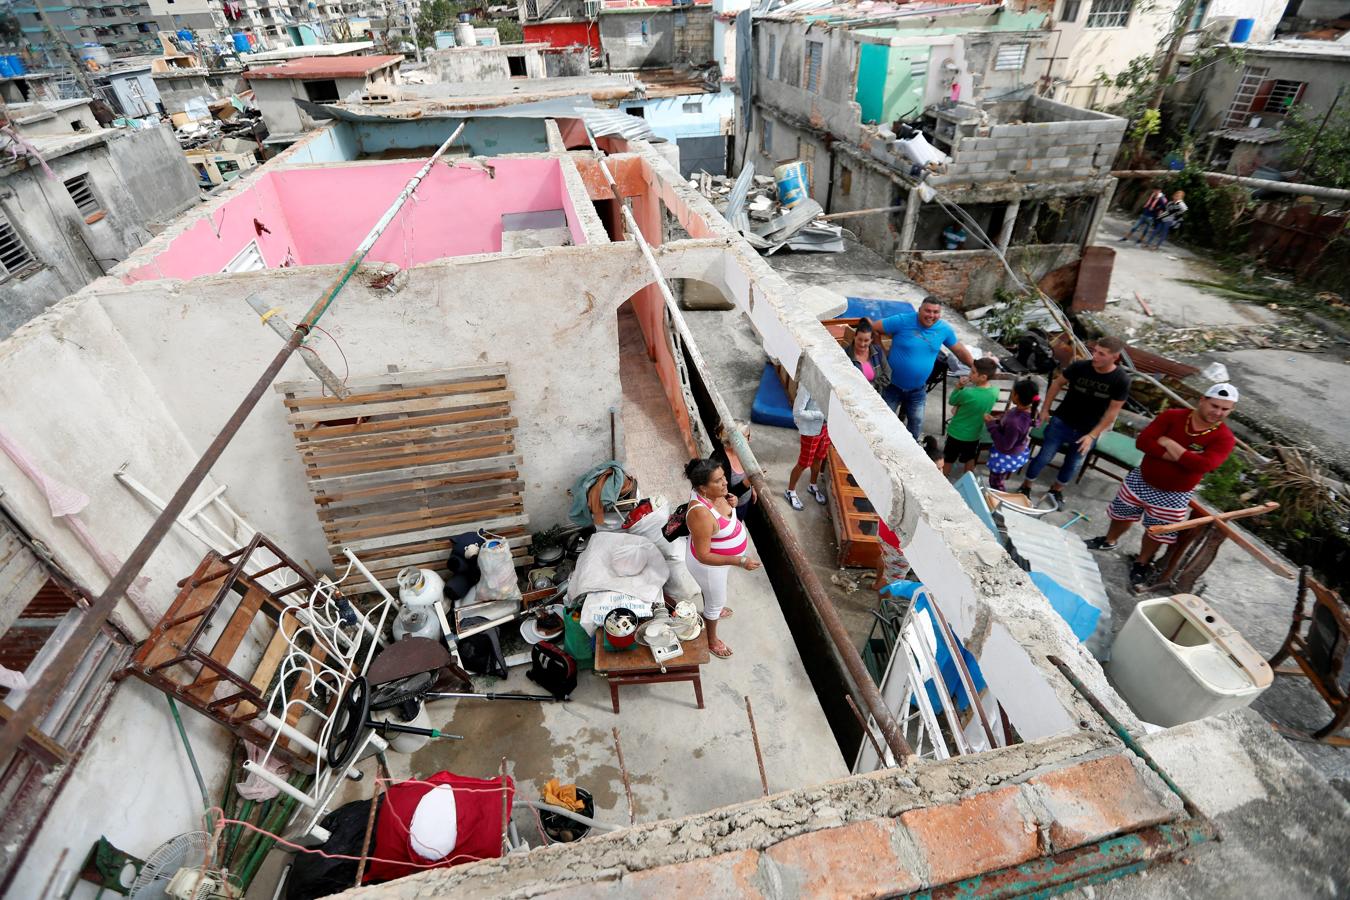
[994,137,1020,150]
[900,785,1039,885]
[994,124,1030,138]
[1067,166,1098,178]
[1048,157,1071,168]
[764,820,922,896]
[1025,755,1177,852]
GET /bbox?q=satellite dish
[128,832,210,900]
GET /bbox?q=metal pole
[580,126,913,765]
[0,124,467,771]
[33,0,95,98]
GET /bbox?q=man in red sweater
[1085,383,1238,586]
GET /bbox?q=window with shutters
[1059,0,1081,22]
[766,33,777,79]
[0,212,38,280]
[804,40,823,93]
[1085,0,1131,28]
[760,114,773,155]
[840,165,852,196]
[1259,80,1306,114]
[994,43,1029,71]
[0,508,129,885]
[63,173,102,217]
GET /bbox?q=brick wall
[351,741,1187,899]
[900,244,1082,310]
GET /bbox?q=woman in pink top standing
[684,457,761,659]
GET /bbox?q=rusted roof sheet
[1125,344,1199,379]
[242,55,404,80]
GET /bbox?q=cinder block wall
[937,100,1127,186]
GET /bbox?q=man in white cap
[1086,383,1239,587]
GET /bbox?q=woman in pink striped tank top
[684,457,761,659]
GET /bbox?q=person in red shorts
[786,384,829,510]
[1086,383,1239,587]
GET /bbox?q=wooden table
[593,630,709,714]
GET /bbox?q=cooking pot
[603,607,639,651]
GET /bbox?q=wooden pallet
[276,365,529,595]
[824,446,881,570]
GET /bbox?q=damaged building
[0,97,200,334]
[735,1,1128,306]
[0,70,1344,900]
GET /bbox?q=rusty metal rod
[611,727,636,825]
[581,125,914,766]
[744,695,769,796]
[843,693,887,769]
[0,127,468,771]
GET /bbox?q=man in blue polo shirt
[873,296,976,442]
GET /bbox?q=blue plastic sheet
[1029,570,1102,643]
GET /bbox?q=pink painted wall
[123,173,301,282]
[124,158,586,282]
[271,157,585,267]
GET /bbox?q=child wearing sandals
[985,379,1039,491]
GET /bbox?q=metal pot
[603,607,639,650]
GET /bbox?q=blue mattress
[750,362,795,429]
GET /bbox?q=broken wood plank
[274,363,508,396]
[286,390,516,425]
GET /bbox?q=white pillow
[409,785,458,860]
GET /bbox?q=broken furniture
[825,446,881,569]
[118,535,333,770]
[1108,593,1272,727]
[1269,568,1350,746]
[1147,497,1292,594]
[594,629,708,714]
[277,364,530,598]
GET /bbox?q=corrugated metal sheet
[573,107,656,140]
[999,509,1112,659]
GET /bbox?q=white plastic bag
[476,537,521,602]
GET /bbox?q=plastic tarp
[1029,570,1102,644]
[567,531,668,604]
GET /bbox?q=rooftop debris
[693,168,844,253]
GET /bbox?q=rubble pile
[1133,321,1344,354]
[689,166,844,254]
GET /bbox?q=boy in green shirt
[942,357,1000,475]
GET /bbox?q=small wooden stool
[593,630,710,714]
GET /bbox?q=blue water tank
[177,28,194,45]
[8,55,27,75]
[457,12,472,22]
[1231,18,1254,43]
[232,32,251,53]
[0,57,14,78]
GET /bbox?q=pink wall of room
[123,157,585,283]
[270,157,584,266]
[122,173,300,282]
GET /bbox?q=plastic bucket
[774,161,809,209]
[1230,18,1254,43]
[540,788,593,843]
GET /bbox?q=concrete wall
[1179,48,1350,136]
[599,7,713,69]
[0,126,198,335]
[1051,0,1175,108]
[152,71,216,116]
[251,75,375,138]
[425,46,548,82]
[933,97,1126,186]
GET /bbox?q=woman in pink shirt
[842,320,891,394]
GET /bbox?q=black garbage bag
[286,798,379,900]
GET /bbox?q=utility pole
[33,0,96,98]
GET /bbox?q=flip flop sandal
[718,607,734,619]
[709,641,734,659]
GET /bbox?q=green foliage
[415,0,522,50]
[1155,165,1252,252]
[1198,453,1252,510]
[1130,109,1161,144]
[1282,101,1350,190]
[984,287,1037,344]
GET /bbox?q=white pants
[684,547,728,621]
